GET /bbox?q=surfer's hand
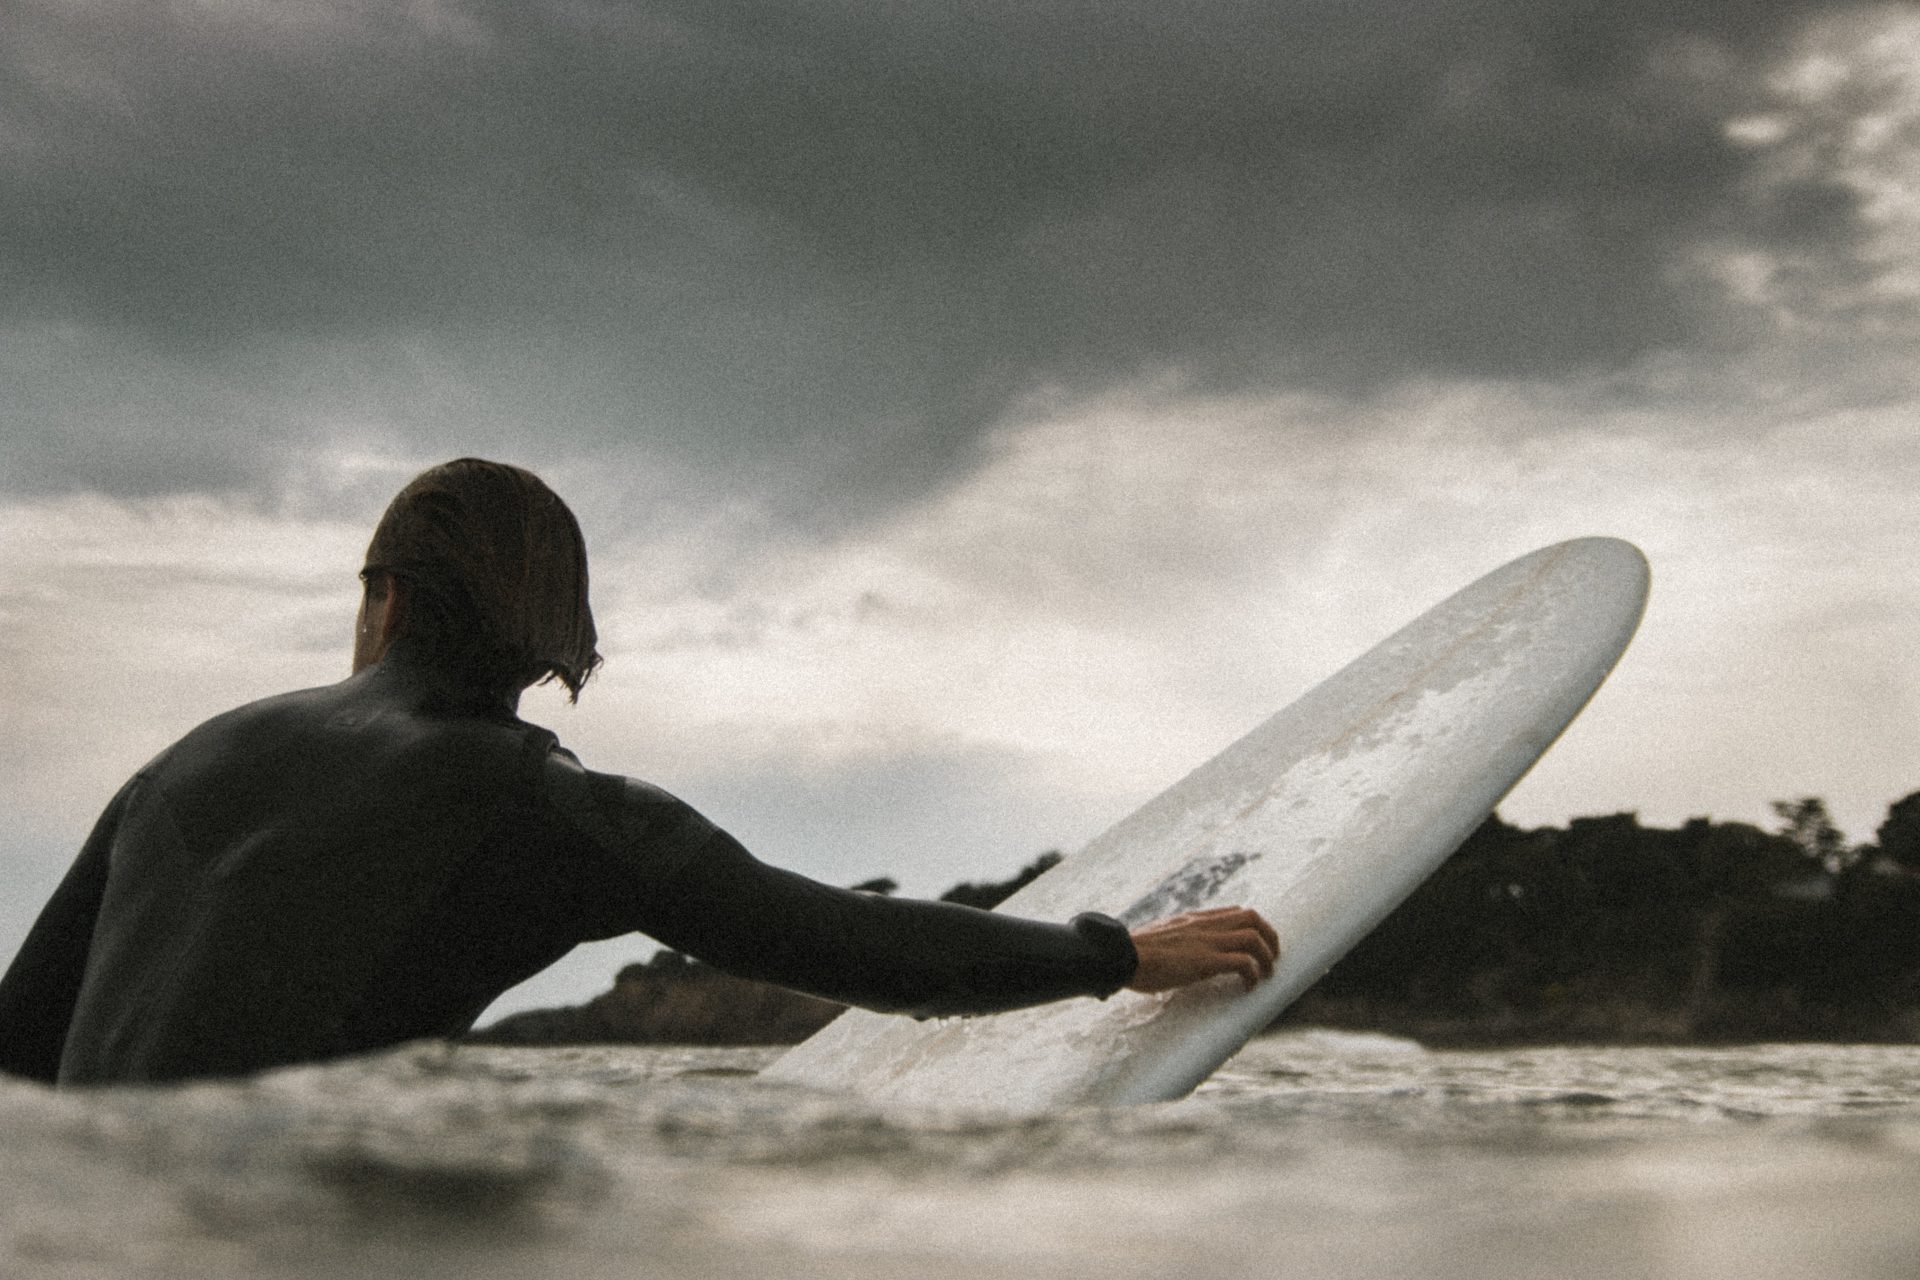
[1125,906,1279,993]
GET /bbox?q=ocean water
[5,1031,1920,1279]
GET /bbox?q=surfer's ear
[378,576,410,644]
[353,570,413,671]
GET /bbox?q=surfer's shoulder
[538,748,720,866]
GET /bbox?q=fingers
[1245,927,1278,980]
[1167,905,1277,947]
[1123,904,1281,994]
[1169,907,1280,978]
[1244,917,1274,967]
[1219,926,1275,985]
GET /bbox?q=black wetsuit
[0,646,1136,1085]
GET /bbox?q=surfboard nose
[1559,535,1649,577]
[1538,537,1651,633]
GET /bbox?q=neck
[370,638,523,717]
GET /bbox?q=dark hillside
[475,795,1920,1047]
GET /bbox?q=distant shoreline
[474,798,1920,1051]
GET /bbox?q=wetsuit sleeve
[543,755,1137,1018]
[642,829,1137,1018]
[0,779,132,1083]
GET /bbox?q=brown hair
[363,458,601,699]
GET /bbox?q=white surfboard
[764,537,1650,1111]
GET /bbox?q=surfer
[0,459,1279,1086]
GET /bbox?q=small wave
[1267,1028,1428,1055]
[1518,1091,1617,1108]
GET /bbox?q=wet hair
[362,458,601,700]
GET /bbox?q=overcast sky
[3,0,1917,1019]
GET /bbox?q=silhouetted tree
[1693,819,1807,898]
[939,852,1063,910]
[1771,797,1854,874]
[1876,792,1920,872]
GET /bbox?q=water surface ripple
[6,1031,1920,1279]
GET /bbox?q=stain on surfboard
[1117,850,1263,926]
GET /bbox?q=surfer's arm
[543,754,1137,1017]
[0,780,128,1083]
[637,828,1140,1018]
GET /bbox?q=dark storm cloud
[0,0,1885,503]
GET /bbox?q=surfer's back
[52,651,552,1084]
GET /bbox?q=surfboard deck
[763,537,1650,1111]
